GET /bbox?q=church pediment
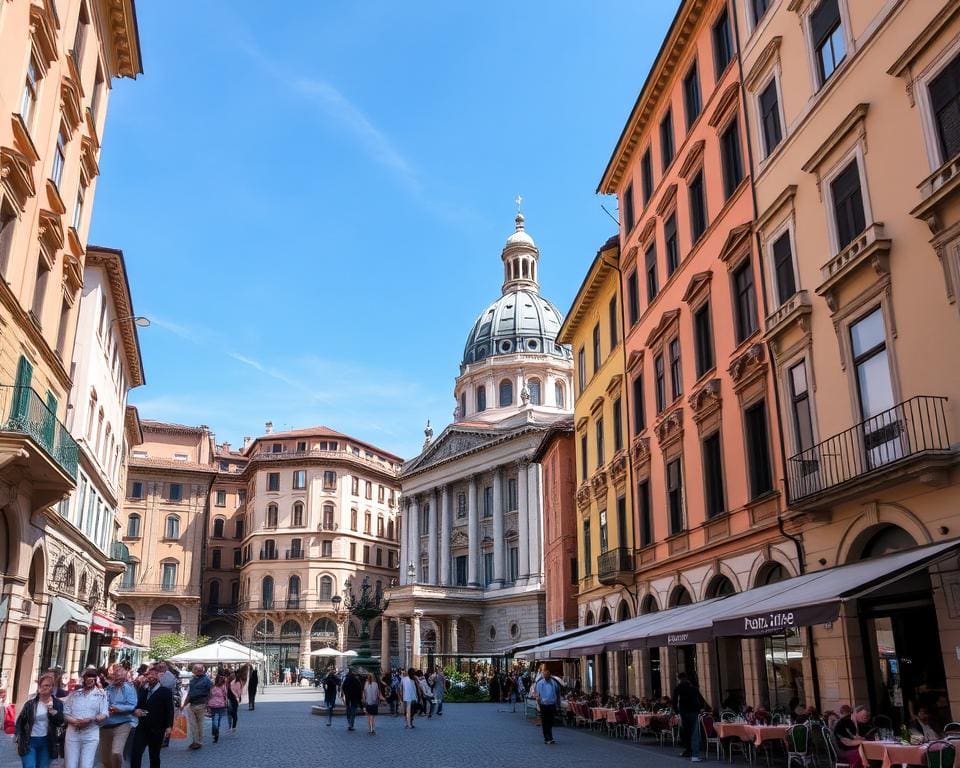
[404,427,502,474]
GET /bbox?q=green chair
[785,724,815,768]
[927,740,957,768]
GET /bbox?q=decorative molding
[756,185,797,234]
[450,530,468,548]
[728,343,767,392]
[575,416,589,432]
[608,450,628,487]
[590,469,608,500]
[605,373,623,395]
[717,222,753,266]
[79,135,100,181]
[589,396,604,414]
[801,103,870,176]
[0,145,37,211]
[631,435,651,465]
[681,270,712,305]
[37,209,64,260]
[654,406,683,448]
[815,222,892,313]
[678,140,706,180]
[656,183,678,216]
[639,217,657,246]
[707,82,740,128]
[28,0,59,70]
[764,290,813,353]
[60,77,84,135]
[744,36,782,92]
[104,0,143,79]
[645,308,681,348]
[688,378,721,421]
[576,482,592,510]
[626,349,644,371]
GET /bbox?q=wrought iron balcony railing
[0,385,78,479]
[116,583,200,597]
[787,395,951,503]
[285,549,305,560]
[597,547,633,584]
[259,550,279,561]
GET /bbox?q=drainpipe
[731,9,821,715]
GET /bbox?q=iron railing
[110,541,130,563]
[787,395,951,502]
[0,385,78,479]
[115,583,200,597]
[285,549,304,560]
[238,597,339,612]
[597,548,633,582]
[259,550,279,561]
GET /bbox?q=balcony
[284,549,304,560]
[110,541,131,563]
[0,385,78,508]
[597,547,634,586]
[259,550,279,561]
[787,396,953,508]
[285,597,300,609]
[912,152,960,232]
[115,583,200,598]
[318,520,338,532]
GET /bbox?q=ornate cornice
[0,145,37,211]
[654,406,683,448]
[99,0,143,79]
[678,140,706,180]
[609,449,628,487]
[590,469,608,500]
[681,270,712,305]
[744,36,782,92]
[29,0,59,71]
[728,343,767,392]
[576,482,592,510]
[631,435,651,465]
[688,378,721,422]
[645,308,681,349]
[718,222,753,266]
[707,82,740,128]
[60,76,84,135]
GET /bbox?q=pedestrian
[416,671,435,718]
[207,673,229,743]
[99,666,137,768]
[180,664,211,750]
[532,666,561,745]
[63,667,109,768]
[429,666,447,716]
[362,673,384,735]
[389,670,401,716]
[401,669,419,729]
[322,669,339,726]
[14,672,64,768]
[246,667,258,711]
[130,664,174,768]
[673,672,705,763]
[227,672,242,733]
[341,669,362,732]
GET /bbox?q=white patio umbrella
[341,650,358,658]
[310,647,342,657]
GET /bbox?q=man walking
[341,669,362,731]
[673,672,704,762]
[131,665,174,768]
[99,666,137,768]
[63,667,109,768]
[429,666,447,716]
[181,664,211,750]
[533,667,561,745]
[322,669,340,726]
[247,667,258,711]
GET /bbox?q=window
[663,213,679,277]
[669,338,683,400]
[266,504,278,528]
[851,307,896,424]
[689,171,707,242]
[483,552,494,586]
[365,512,373,534]
[476,385,486,412]
[632,375,646,433]
[0,198,17,276]
[733,261,758,342]
[770,231,797,305]
[376,547,383,566]
[363,545,370,564]
[627,271,640,326]
[751,0,771,26]
[121,561,137,589]
[377,515,385,537]
[73,2,89,72]
[261,576,273,608]
[759,79,783,156]
[641,149,653,205]
[713,8,733,76]
[528,378,541,405]
[20,58,40,129]
[812,0,845,85]
[130,480,143,500]
[638,480,653,547]
[509,547,519,583]
[744,399,774,497]
[612,397,623,453]
[599,509,609,553]
[51,127,67,189]
[321,540,333,558]
[457,492,467,518]
[499,379,513,407]
[666,458,684,534]
[319,575,333,600]
[831,160,866,250]
[211,549,222,569]
[655,354,666,413]
[267,472,280,492]
[720,119,744,199]
[126,514,141,538]
[577,348,586,393]
[660,109,675,170]
[595,417,605,466]
[323,470,337,490]
[555,381,565,408]
[789,361,816,454]
[349,542,356,560]
[235,518,244,539]
[215,490,226,507]
[592,323,601,372]
[623,183,635,232]
[455,556,467,586]
[168,483,182,502]
[161,563,177,592]
[608,296,618,350]
[483,486,493,518]
[694,302,715,378]
[645,244,659,302]
[351,476,359,495]
[213,517,225,537]
[365,480,372,499]
[32,259,49,325]
[931,54,960,162]
[583,520,592,576]
[233,548,241,567]
[580,434,588,481]
[293,501,304,527]
[293,470,306,490]
[684,61,702,127]
[702,432,725,518]
[507,478,518,510]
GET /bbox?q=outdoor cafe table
[714,723,790,746]
[635,712,679,728]
[859,740,958,768]
[590,707,615,723]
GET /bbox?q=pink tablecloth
[857,740,957,768]
[635,712,678,728]
[714,723,790,746]
[590,707,614,722]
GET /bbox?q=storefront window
[762,628,805,711]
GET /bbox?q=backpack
[3,703,15,735]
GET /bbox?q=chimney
[243,436,252,451]
[221,442,231,453]
[265,421,273,435]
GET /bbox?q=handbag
[170,714,188,740]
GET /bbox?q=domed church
[384,212,574,667]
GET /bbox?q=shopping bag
[170,714,188,740]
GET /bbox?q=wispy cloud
[148,315,212,345]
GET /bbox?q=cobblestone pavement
[1,688,697,768]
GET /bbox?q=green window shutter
[43,391,57,447]
[11,355,34,423]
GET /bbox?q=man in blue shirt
[533,666,562,745]
[99,666,138,768]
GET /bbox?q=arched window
[292,501,304,527]
[323,503,335,530]
[499,379,513,407]
[387,520,395,540]
[262,576,274,609]
[209,580,221,606]
[280,620,301,640]
[459,392,466,418]
[555,381,565,408]
[266,503,278,528]
[150,604,181,635]
[262,539,276,560]
[350,508,358,531]
[706,575,735,599]
[527,378,541,405]
[213,516,225,538]
[254,618,274,638]
[319,575,334,600]
[164,515,179,539]
[476,386,486,412]
[585,610,595,626]
[669,585,692,607]
[126,513,141,538]
[160,561,178,591]
[288,575,300,607]
[522,260,529,278]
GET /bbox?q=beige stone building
[0,0,140,701]
[117,422,215,647]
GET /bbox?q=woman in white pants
[63,669,109,768]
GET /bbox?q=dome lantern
[501,210,540,295]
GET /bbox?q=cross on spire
[515,194,523,213]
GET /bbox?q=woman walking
[15,673,65,768]
[227,672,242,734]
[401,669,418,729]
[362,673,384,735]
[207,674,229,743]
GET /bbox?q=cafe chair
[785,724,815,768]
[927,740,957,768]
[820,725,850,768]
[943,722,960,736]
[700,713,723,761]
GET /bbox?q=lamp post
[330,594,346,652]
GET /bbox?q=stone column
[380,617,390,668]
[427,490,439,585]
[492,467,505,587]
[412,610,423,669]
[517,462,530,585]
[300,630,312,672]
[467,477,480,587]
[408,496,421,583]
[449,616,459,655]
[527,461,542,582]
[439,486,451,586]
[336,616,347,651]
[398,499,408,584]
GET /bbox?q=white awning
[500,622,611,655]
[48,595,92,632]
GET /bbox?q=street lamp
[407,562,416,583]
[111,315,151,327]
[330,594,346,651]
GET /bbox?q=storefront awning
[514,622,612,659]
[90,612,125,634]
[48,595,92,632]
[500,622,611,655]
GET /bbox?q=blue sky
[90,1,677,460]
